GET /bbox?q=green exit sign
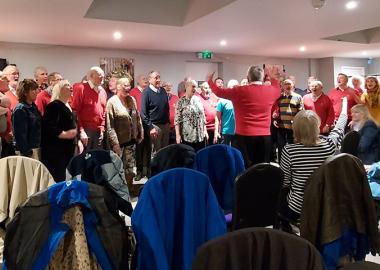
[197,51,213,59]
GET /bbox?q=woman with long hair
[351,104,380,165]
[41,80,77,181]
[361,76,380,124]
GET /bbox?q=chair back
[150,143,195,177]
[301,153,380,269]
[341,130,360,156]
[232,163,283,230]
[67,149,132,216]
[132,168,226,270]
[192,228,324,270]
[194,145,245,212]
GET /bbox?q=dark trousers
[235,134,272,168]
[151,123,170,154]
[1,139,15,158]
[206,129,215,146]
[136,130,152,177]
[221,134,235,146]
[277,128,294,162]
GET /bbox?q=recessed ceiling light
[220,40,227,46]
[299,46,306,52]
[345,1,358,10]
[113,31,122,40]
[362,51,368,56]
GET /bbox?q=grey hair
[247,65,264,82]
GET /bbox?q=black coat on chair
[232,163,283,230]
[340,130,360,157]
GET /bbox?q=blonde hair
[351,104,374,129]
[292,110,320,146]
[51,80,71,101]
[364,76,380,108]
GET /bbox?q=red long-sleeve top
[303,93,335,133]
[35,90,51,116]
[208,80,280,136]
[328,87,358,120]
[72,82,107,132]
[130,87,143,112]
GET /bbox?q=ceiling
[1,0,380,59]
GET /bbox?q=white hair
[227,79,239,88]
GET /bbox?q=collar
[137,85,143,92]
[337,86,347,92]
[311,93,323,101]
[88,80,99,92]
[150,84,159,93]
[250,81,263,85]
[9,85,17,95]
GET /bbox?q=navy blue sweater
[141,86,169,130]
[358,120,380,165]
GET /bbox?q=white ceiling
[1,0,380,59]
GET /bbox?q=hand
[150,127,159,139]
[213,132,221,144]
[204,130,209,141]
[348,120,354,128]
[322,125,330,134]
[272,111,279,119]
[77,140,84,154]
[0,97,10,108]
[206,72,216,82]
[273,120,279,128]
[80,130,88,147]
[341,97,348,114]
[176,135,182,144]
[59,129,77,139]
[113,144,122,156]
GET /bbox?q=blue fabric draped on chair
[132,168,226,270]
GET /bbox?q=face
[49,74,63,87]
[215,79,223,88]
[185,83,197,96]
[0,77,9,92]
[149,72,161,88]
[61,83,73,100]
[337,74,348,87]
[35,69,48,85]
[366,78,378,91]
[201,84,211,95]
[117,81,131,98]
[307,77,316,90]
[351,109,363,122]
[240,78,248,86]
[163,83,172,93]
[26,87,39,103]
[310,82,323,96]
[5,67,19,88]
[108,77,118,92]
[91,70,104,86]
[282,80,294,94]
[352,78,361,89]
[138,76,148,88]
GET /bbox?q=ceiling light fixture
[299,46,307,52]
[113,31,122,40]
[362,51,368,56]
[345,1,358,10]
[220,40,227,46]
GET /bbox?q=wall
[333,57,368,79]
[316,57,335,91]
[0,42,312,91]
[368,58,380,75]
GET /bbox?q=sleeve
[326,98,335,127]
[141,90,153,130]
[35,93,45,116]
[328,112,347,147]
[71,84,84,132]
[174,99,181,126]
[12,108,32,156]
[208,80,237,101]
[43,103,63,138]
[358,123,379,153]
[280,146,292,188]
[105,100,119,147]
[216,101,223,112]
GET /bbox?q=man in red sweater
[72,66,107,152]
[35,72,63,115]
[130,74,149,179]
[303,80,335,135]
[328,73,359,122]
[207,65,280,167]
[130,74,148,112]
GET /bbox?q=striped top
[277,93,303,129]
[280,113,347,214]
